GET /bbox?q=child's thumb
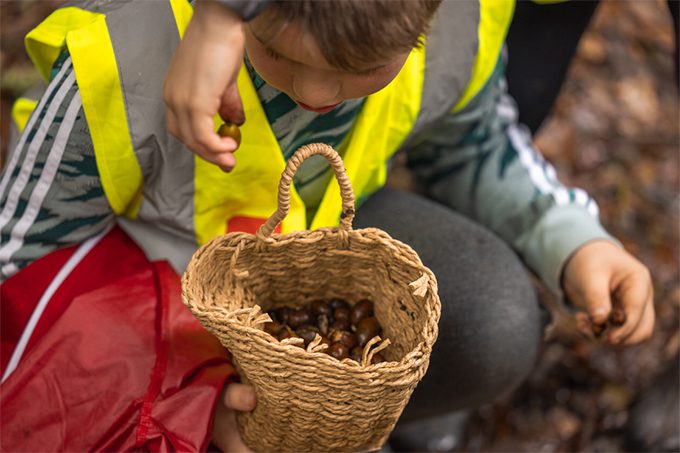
[223,383,257,412]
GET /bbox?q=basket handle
[256,143,355,239]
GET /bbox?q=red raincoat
[1,227,236,451]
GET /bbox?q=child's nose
[292,69,341,107]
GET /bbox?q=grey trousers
[354,188,543,421]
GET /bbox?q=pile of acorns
[264,299,387,364]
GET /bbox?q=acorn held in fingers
[217,122,241,144]
[608,308,627,327]
[590,308,628,338]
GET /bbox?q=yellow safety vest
[17,0,513,246]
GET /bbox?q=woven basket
[182,143,441,452]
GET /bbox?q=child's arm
[164,1,270,171]
[0,54,114,280]
[405,58,654,345]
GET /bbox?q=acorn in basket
[264,298,387,364]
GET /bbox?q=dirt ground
[1,1,678,451]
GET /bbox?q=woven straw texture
[182,144,441,452]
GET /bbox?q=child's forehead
[250,18,334,67]
[249,17,395,74]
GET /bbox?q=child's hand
[164,1,245,172]
[562,240,655,345]
[212,382,257,452]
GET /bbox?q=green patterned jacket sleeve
[0,54,113,280]
[405,59,619,297]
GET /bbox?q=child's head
[245,0,442,113]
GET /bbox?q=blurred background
[1,1,678,451]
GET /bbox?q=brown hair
[257,0,442,72]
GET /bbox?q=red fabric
[1,227,150,373]
[0,227,236,452]
[227,215,281,234]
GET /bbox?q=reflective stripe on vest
[11,98,38,133]
[452,0,515,112]
[25,7,143,218]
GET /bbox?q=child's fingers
[608,271,653,344]
[575,311,595,339]
[572,275,612,325]
[190,112,236,156]
[223,383,257,412]
[620,298,655,345]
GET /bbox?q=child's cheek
[345,68,403,99]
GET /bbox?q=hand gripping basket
[182,143,441,452]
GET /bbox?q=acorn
[310,300,332,318]
[296,325,320,346]
[273,307,293,325]
[317,313,330,336]
[371,353,385,364]
[609,308,627,327]
[350,346,363,363]
[330,319,351,332]
[277,326,299,341]
[217,122,241,144]
[326,343,349,360]
[288,308,312,328]
[355,317,381,346]
[329,329,356,350]
[591,322,606,338]
[333,307,351,324]
[264,321,284,337]
[350,299,374,325]
[329,299,350,311]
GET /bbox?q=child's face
[245,18,410,114]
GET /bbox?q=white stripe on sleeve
[0,91,83,266]
[0,58,73,202]
[0,69,76,235]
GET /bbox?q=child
[0,0,654,451]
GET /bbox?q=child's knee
[400,263,543,420]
